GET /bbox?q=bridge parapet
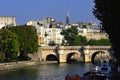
[83,46,111,51]
[40,46,56,50]
[59,46,82,50]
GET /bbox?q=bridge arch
[46,54,59,62]
[66,52,84,63]
[91,51,111,63]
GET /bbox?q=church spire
[66,9,70,25]
[67,9,69,17]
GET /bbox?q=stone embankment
[0,61,57,72]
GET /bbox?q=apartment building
[27,17,64,46]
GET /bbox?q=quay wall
[0,61,57,72]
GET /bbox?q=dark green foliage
[9,25,38,61]
[75,35,87,46]
[0,29,19,62]
[61,26,78,46]
[0,52,5,62]
[93,0,120,63]
[61,26,88,46]
[88,39,111,46]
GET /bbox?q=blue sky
[0,0,99,25]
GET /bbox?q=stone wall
[0,61,36,71]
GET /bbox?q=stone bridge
[30,46,112,63]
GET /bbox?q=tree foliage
[87,39,111,46]
[61,26,78,46]
[93,0,120,62]
[0,52,5,62]
[9,25,38,60]
[61,26,88,46]
[0,29,19,62]
[75,35,87,46]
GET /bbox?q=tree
[87,39,111,46]
[61,26,88,46]
[9,25,38,60]
[74,35,87,46]
[0,29,19,62]
[61,26,78,46]
[93,0,120,63]
[0,52,5,62]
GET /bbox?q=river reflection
[0,63,94,80]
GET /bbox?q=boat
[65,74,81,80]
[92,59,112,73]
[83,59,113,80]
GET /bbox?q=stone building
[0,16,16,29]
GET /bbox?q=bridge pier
[59,54,66,63]
[85,55,91,63]
[59,46,67,63]
[84,46,91,63]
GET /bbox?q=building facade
[27,17,108,46]
[64,22,108,40]
[27,17,64,46]
[0,16,16,29]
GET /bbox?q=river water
[0,63,94,80]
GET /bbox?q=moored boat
[65,74,81,80]
[83,59,113,80]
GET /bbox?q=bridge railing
[39,46,111,49]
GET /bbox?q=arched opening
[46,54,58,62]
[66,52,83,63]
[91,51,111,63]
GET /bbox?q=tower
[66,9,70,25]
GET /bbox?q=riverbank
[0,61,58,72]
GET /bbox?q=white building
[0,16,16,29]
[27,17,64,46]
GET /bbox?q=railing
[39,46,111,50]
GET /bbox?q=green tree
[0,52,5,62]
[61,26,78,46]
[87,39,97,45]
[61,26,88,46]
[75,35,87,46]
[9,25,38,61]
[87,39,111,46]
[0,29,19,62]
[93,0,120,63]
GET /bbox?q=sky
[0,0,100,25]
